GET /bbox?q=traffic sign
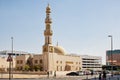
[7,55,13,62]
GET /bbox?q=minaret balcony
[44,30,53,36]
[45,19,52,23]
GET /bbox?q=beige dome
[54,46,66,55]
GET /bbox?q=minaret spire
[44,4,53,45]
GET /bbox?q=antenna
[47,0,50,5]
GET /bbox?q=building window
[57,66,58,71]
[17,60,19,64]
[34,60,38,64]
[76,67,78,70]
[20,60,23,64]
[40,59,42,64]
[60,66,62,71]
[60,61,62,64]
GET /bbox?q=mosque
[11,5,102,75]
[16,5,81,73]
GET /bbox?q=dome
[54,46,66,55]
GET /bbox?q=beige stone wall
[16,55,30,70]
[48,53,82,72]
[15,53,101,72]
[16,54,44,71]
[33,55,43,66]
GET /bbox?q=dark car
[66,72,79,76]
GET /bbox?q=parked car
[66,72,79,76]
[76,71,84,75]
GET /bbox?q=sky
[0,0,120,64]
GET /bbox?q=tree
[24,65,30,71]
[40,66,43,71]
[26,55,34,71]
[34,65,40,71]
[16,66,19,71]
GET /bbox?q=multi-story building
[81,55,102,71]
[106,49,120,66]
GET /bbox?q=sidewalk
[0,73,98,79]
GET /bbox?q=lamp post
[108,35,113,77]
[11,37,13,78]
[7,37,13,80]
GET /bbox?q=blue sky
[0,0,120,64]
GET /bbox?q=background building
[0,50,30,57]
[81,55,102,71]
[106,49,120,66]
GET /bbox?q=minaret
[42,5,54,71]
[43,4,54,53]
[44,4,53,45]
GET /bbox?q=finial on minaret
[46,4,51,14]
[48,3,50,7]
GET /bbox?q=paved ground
[0,73,98,79]
[0,74,120,80]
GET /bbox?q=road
[0,75,120,80]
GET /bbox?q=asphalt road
[0,75,120,80]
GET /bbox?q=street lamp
[7,37,13,80]
[11,37,13,78]
[108,35,113,77]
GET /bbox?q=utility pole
[11,37,13,78]
[7,37,13,80]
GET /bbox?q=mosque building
[16,5,81,72]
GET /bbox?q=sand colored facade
[16,55,30,70]
[43,52,81,71]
